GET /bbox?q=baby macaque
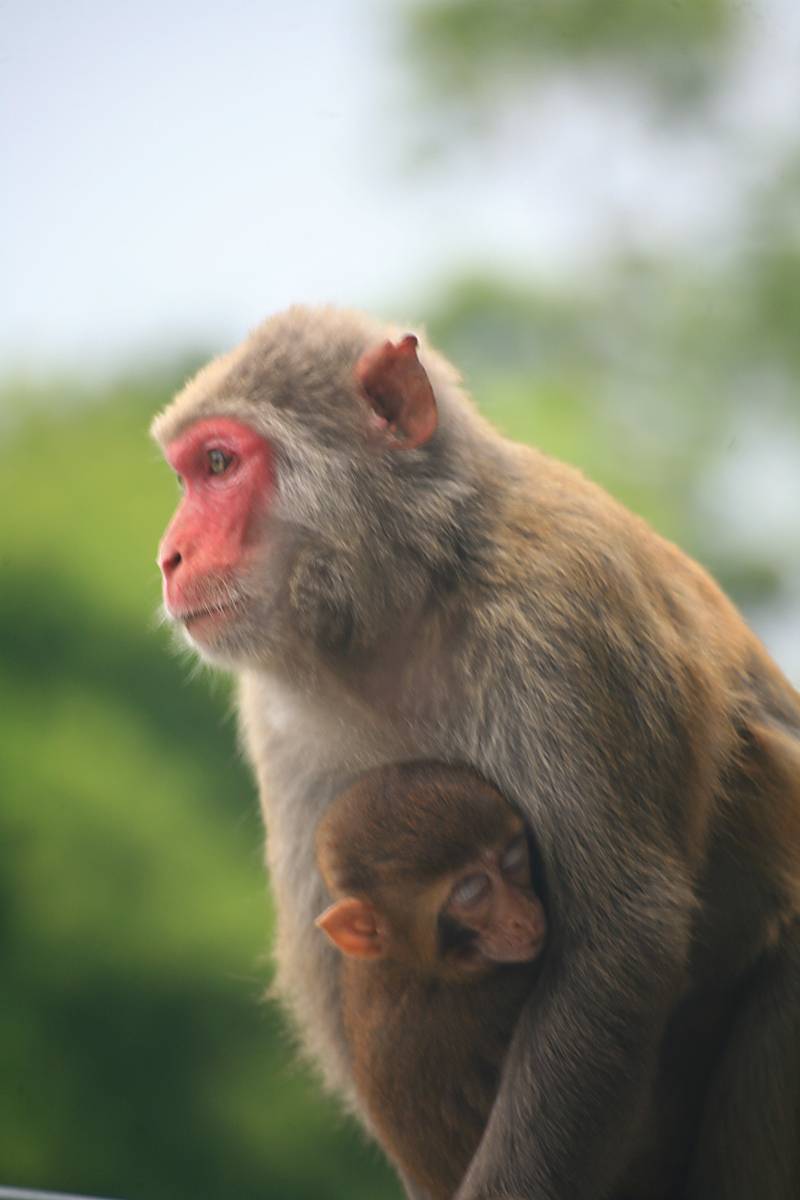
[315,761,547,1200]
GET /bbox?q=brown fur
[343,961,536,1200]
[317,762,542,1200]
[151,306,800,1200]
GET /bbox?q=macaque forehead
[454,808,526,870]
[150,351,243,448]
[395,803,526,894]
[150,305,396,450]
[498,811,526,843]
[414,780,527,862]
[163,417,268,474]
[320,766,531,898]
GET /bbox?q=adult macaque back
[151,306,800,1200]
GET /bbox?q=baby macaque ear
[315,897,387,959]
[355,334,438,449]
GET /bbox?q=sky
[4,0,800,369]
[4,0,561,368]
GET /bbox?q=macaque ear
[315,897,387,959]
[355,334,438,449]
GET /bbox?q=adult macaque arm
[456,844,694,1200]
[399,1173,436,1200]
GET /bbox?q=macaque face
[157,417,276,660]
[318,819,547,980]
[436,826,547,974]
[153,328,442,667]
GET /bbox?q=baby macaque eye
[208,448,233,475]
[450,872,490,909]
[501,834,530,882]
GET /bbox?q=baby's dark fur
[317,762,543,1200]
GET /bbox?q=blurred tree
[402,0,737,147]
[399,0,800,677]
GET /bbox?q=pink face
[157,418,274,639]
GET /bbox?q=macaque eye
[175,473,184,491]
[450,873,490,909]
[501,834,531,882]
[207,448,233,475]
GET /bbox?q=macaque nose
[159,547,183,580]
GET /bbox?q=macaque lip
[174,598,244,632]
[520,933,546,962]
[476,930,546,967]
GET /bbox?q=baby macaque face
[315,767,547,980]
[434,822,547,972]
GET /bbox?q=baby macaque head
[315,762,547,981]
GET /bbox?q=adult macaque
[316,761,547,1200]
[152,306,800,1200]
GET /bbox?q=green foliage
[403,0,736,134]
[421,265,800,613]
[0,379,400,1200]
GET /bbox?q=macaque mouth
[175,597,245,627]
